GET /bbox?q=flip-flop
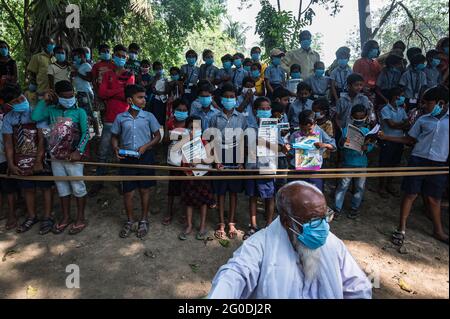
[196,231,208,241]
[52,221,71,235]
[433,235,449,245]
[69,222,87,235]
[162,216,172,226]
[178,232,191,241]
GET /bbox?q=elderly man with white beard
[208,181,372,299]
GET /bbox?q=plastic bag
[48,117,80,160]
[13,123,38,175]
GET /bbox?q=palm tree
[224,16,251,50]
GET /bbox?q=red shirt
[91,60,115,92]
[98,68,135,123]
[353,58,382,89]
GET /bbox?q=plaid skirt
[182,180,215,208]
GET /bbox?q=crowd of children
[0,33,448,246]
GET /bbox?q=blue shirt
[74,62,93,95]
[408,110,449,162]
[181,64,200,87]
[208,110,248,136]
[335,93,371,129]
[399,69,427,99]
[215,68,234,88]
[237,95,258,128]
[340,126,374,168]
[264,64,286,85]
[376,67,402,91]
[191,106,220,131]
[2,110,35,134]
[288,99,314,128]
[424,66,442,88]
[305,75,331,96]
[380,104,408,137]
[199,64,219,81]
[232,67,250,90]
[111,110,160,151]
[330,66,352,91]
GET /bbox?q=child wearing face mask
[399,53,428,109]
[330,47,352,103]
[312,98,334,165]
[334,104,375,220]
[250,62,265,96]
[375,54,404,105]
[32,80,90,235]
[148,61,168,126]
[190,80,219,131]
[232,53,249,90]
[181,50,200,104]
[305,61,331,99]
[91,44,114,95]
[199,49,219,83]
[168,67,184,101]
[1,83,53,234]
[124,43,141,76]
[272,87,292,117]
[286,64,302,102]
[424,49,443,88]
[47,46,71,90]
[353,40,382,96]
[271,101,290,191]
[215,54,234,90]
[71,47,94,119]
[209,83,248,241]
[264,49,287,98]
[111,84,161,239]
[288,82,313,129]
[163,99,190,226]
[237,77,257,126]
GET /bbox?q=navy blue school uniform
[181,64,200,104]
[305,75,331,99]
[208,110,248,195]
[376,67,403,100]
[287,98,313,128]
[111,109,161,193]
[330,65,352,97]
[264,64,286,92]
[232,67,250,90]
[379,103,408,167]
[424,65,443,88]
[399,68,427,107]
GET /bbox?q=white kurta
[208,217,372,299]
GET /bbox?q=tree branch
[372,0,398,38]
[0,0,27,46]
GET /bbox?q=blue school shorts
[401,155,448,199]
[245,179,276,199]
[120,150,156,193]
[379,141,404,167]
[0,162,18,194]
[212,172,244,195]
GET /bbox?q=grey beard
[290,230,321,283]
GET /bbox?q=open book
[344,124,380,154]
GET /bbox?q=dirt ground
[0,148,448,299]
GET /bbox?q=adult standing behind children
[27,37,56,98]
[0,40,18,89]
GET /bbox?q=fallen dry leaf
[398,278,413,293]
[26,285,38,298]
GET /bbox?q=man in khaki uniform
[27,37,56,98]
[281,30,320,78]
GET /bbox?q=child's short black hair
[173,98,188,110]
[406,47,422,62]
[54,45,65,53]
[299,110,315,126]
[422,85,449,104]
[221,54,233,62]
[98,43,110,52]
[202,49,213,58]
[393,41,406,52]
[336,46,351,59]
[426,49,440,63]
[290,64,301,72]
[351,104,368,116]
[185,49,198,58]
[251,46,261,53]
[385,54,403,67]
[72,47,86,57]
[220,82,236,96]
[297,82,312,93]
[243,58,252,65]
[141,59,150,66]
[347,73,364,85]
[0,83,22,103]
[234,52,245,60]
[242,76,256,86]
[386,87,404,101]
[410,53,426,66]
[314,61,325,69]
[312,98,330,111]
[271,101,284,114]
[254,97,271,109]
[113,44,127,53]
[197,80,215,95]
[170,66,181,74]
[55,80,74,95]
[361,40,379,58]
[125,84,146,99]
[128,43,140,52]
[152,61,163,69]
[272,87,290,100]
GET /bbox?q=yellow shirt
[27,51,55,94]
[281,48,320,78]
[255,62,268,96]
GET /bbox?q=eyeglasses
[288,207,335,229]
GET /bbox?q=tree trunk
[277,0,281,12]
[358,0,372,48]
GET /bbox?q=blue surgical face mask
[205,57,214,66]
[251,53,261,61]
[234,59,242,68]
[199,96,212,108]
[221,97,236,110]
[131,104,142,112]
[396,96,406,107]
[85,52,91,61]
[257,109,272,119]
[368,48,379,59]
[351,117,368,127]
[0,48,9,57]
[272,57,281,66]
[289,216,330,250]
[301,39,312,50]
[55,53,66,63]
[431,104,443,117]
[47,44,56,54]
[187,57,197,66]
[431,58,441,68]
[244,66,251,72]
[114,56,127,68]
[251,70,261,78]
[129,53,138,61]
[223,61,233,70]
[338,58,349,67]
[416,63,426,71]
[12,98,30,113]
[174,110,189,121]
[171,74,180,81]
[100,52,111,61]
[58,97,76,109]
[291,72,301,79]
[444,47,449,55]
[315,69,325,77]
[73,56,81,66]
[315,112,325,120]
[156,69,164,76]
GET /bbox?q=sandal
[136,220,149,238]
[228,223,239,240]
[39,218,54,235]
[52,221,71,234]
[391,230,405,246]
[214,223,227,240]
[196,230,208,241]
[69,221,87,235]
[243,226,259,240]
[119,221,134,238]
[16,217,39,233]
[162,216,172,226]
